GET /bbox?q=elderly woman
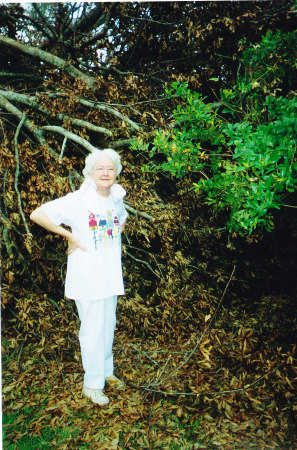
[30,148,128,405]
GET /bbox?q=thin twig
[140,368,275,398]
[140,323,208,389]
[2,224,14,258]
[14,114,31,237]
[59,137,67,162]
[146,354,171,445]
[3,168,9,215]
[152,254,166,285]
[140,266,236,390]
[124,203,154,221]
[17,341,25,368]
[126,250,161,279]
[208,265,236,329]
[129,344,169,371]
[284,204,297,209]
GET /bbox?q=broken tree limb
[111,137,138,148]
[0,36,97,91]
[59,137,68,162]
[124,204,154,221]
[140,265,236,390]
[54,115,112,137]
[126,250,161,279]
[2,223,14,258]
[77,4,115,49]
[47,93,140,131]
[111,129,158,149]
[0,72,40,79]
[0,90,113,136]
[14,114,32,238]
[41,125,98,153]
[0,93,59,158]
[31,3,58,42]
[85,102,140,132]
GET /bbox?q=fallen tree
[1,3,297,446]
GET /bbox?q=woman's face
[90,155,116,193]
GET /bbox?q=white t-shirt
[42,183,128,301]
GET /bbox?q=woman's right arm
[30,207,86,253]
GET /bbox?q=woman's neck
[96,187,110,198]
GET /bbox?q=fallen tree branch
[208,264,236,328]
[124,204,154,221]
[0,72,40,79]
[14,114,31,238]
[59,137,67,162]
[284,204,297,209]
[138,364,283,400]
[111,137,137,148]
[41,125,98,153]
[129,344,167,370]
[31,3,58,42]
[0,93,59,158]
[77,4,115,50]
[140,265,236,390]
[0,90,112,136]
[71,2,107,37]
[126,250,161,280]
[111,130,158,149]
[0,36,96,91]
[2,223,14,258]
[47,93,140,131]
[78,99,141,131]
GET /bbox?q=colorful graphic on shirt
[88,210,120,250]
[88,213,98,230]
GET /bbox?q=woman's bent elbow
[30,208,42,223]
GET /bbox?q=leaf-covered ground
[3,164,297,448]
[2,135,297,449]
[3,290,297,449]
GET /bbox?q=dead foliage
[1,2,297,447]
[3,284,297,448]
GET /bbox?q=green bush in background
[134,30,297,234]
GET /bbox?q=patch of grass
[1,338,219,448]
[162,414,202,448]
[3,405,83,449]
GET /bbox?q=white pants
[75,296,117,390]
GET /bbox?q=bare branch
[79,26,107,49]
[47,92,140,131]
[72,3,105,35]
[0,93,58,158]
[124,204,154,221]
[59,137,67,162]
[140,266,236,390]
[41,125,98,153]
[56,115,112,136]
[0,72,40,79]
[78,5,115,49]
[0,90,112,136]
[0,36,97,91]
[31,4,58,41]
[2,223,14,258]
[77,99,140,131]
[111,137,137,149]
[126,250,161,280]
[14,114,32,238]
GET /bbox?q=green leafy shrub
[135,31,297,235]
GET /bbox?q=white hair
[82,148,122,179]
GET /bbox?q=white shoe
[82,387,110,405]
[106,375,126,390]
